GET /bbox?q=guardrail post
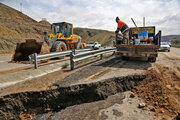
[72,49,76,55]
[100,54,103,60]
[112,51,116,56]
[70,51,74,70]
[34,53,38,69]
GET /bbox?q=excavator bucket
[12,39,50,61]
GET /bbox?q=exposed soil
[0,3,51,53]
[132,65,180,118]
[32,91,160,120]
[0,74,145,120]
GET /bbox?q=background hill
[74,28,114,46]
[162,35,180,45]
[162,35,180,41]
[0,3,51,54]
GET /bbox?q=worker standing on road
[115,17,129,44]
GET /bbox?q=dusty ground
[32,92,161,120]
[0,54,30,72]
[132,65,180,118]
[0,47,179,120]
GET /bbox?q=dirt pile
[0,74,145,120]
[132,65,180,118]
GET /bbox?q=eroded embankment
[132,65,180,118]
[0,74,146,120]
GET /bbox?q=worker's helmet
[116,17,119,22]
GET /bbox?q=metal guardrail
[29,47,116,69]
[70,47,116,70]
[29,48,92,69]
[73,48,93,54]
[29,50,72,69]
[29,50,72,61]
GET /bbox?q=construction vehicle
[12,22,86,61]
[86,41,101,50]
[115,18,161,62]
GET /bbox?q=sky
[1,0,180,35]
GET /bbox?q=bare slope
[0,3,51,53]
[74,28,115,46]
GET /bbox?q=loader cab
[53,22,73,38]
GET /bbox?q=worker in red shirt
[115,17,129,44]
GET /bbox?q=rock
[168,109,173,113]
[160,110,165,113]
[130,93,135,98]
[149,106,156,112]
[138,103,146,108]
[166,85,172,89]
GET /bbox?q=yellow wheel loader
[12,22,86,61]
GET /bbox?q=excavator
[12,22,86,61]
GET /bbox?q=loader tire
[52,41,67,52]
[122,56,129,60]
[148,57,156,62]
[76,42,83,49]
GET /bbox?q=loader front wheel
[52,41,67,52]
[148,57,156,62]
[76,42,83,49]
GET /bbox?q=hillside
[0,3,51,54]
[74,28,115,46]
[162,35,180,45]
[0,3,115,54]
[162,35,180,41]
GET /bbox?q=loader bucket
[12,39,50,61]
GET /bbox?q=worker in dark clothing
[115,17,129,44]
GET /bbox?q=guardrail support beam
[100,54,103,60]
[112,51,116,56]
[70,52,74,70]
[34,53,38,69]
[72,49,76,55]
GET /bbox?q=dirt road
[0,54,29,72]
[0,47,179,120]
